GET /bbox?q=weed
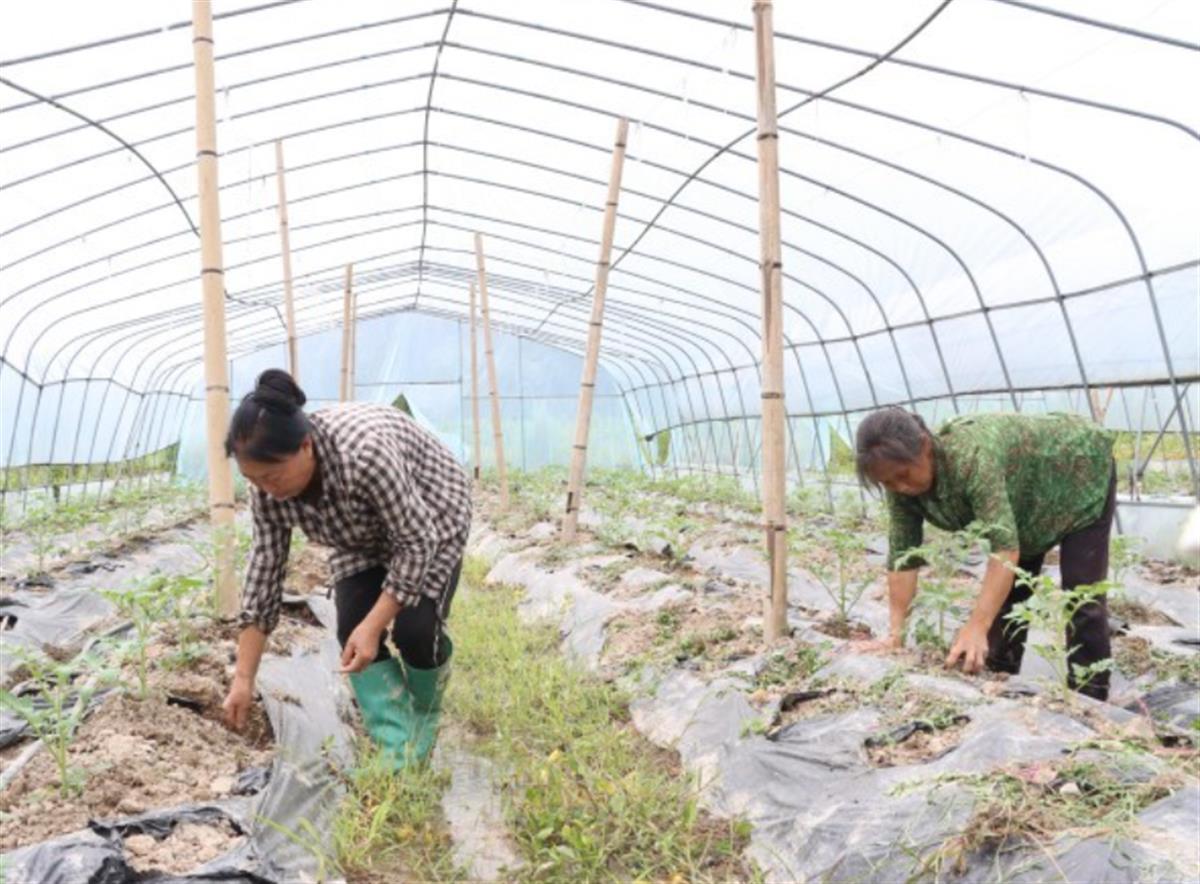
[654,609,681,644]
[755,643,827,689]
[912,747,1182,874]
[332,740,458,882]
[260,815,342,883]
[447,577,753,881]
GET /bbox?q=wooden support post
[473,234,509,509]
[349,285,358,400]
[192,0,237,619]
[753,0,789,643]
[340,264,354,402]
[274,139,299,381]
[562,117,629,540]
[469,281,483,489]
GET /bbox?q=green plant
[332,741,457,881]
[0,649,113,795]
[447,577,753,882]
[896,524,992,651]
[157,573,210,667]
[1004,571,1115,703]
[22,502,61,573]
[755,643,827,689]
[801,526,873,627]
[1109,534,1142,585]
[100,578,172,699]
[259,815,342,883]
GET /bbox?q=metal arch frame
[1,62,1061,412]
[983,0,1200,50]
[415,2,459,309]
[609,0,1200,142]
[2,1,1196,497]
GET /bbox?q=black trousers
[985,464,1117,700]
[334,561,462,670]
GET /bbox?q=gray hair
[855,408,930,491]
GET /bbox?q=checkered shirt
[240,403,472,635]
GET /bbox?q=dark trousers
[985,465,1117,700]
[334,561,462,670]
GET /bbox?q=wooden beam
[340,264,354,402]
[473,234,509,509]
[753,0,789,643]
[562,117,629,540]
[192,0,237,618]
[469,280,483,489]
[273,139,299,381]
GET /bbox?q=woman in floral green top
[855,409,1117,700]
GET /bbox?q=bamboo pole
[349,284,358,400]
[340,264,353,402]
[753,0,789,643]
[192,0,237,619]
[274,140,299,381]
[474,234,509,509]
[562,117,629,540]
[469,280,483,489]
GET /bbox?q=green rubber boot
[405,634,453,763]
[349,657,419,770]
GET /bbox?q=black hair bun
[253,369,306,411]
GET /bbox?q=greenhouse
[1,0,1197,881]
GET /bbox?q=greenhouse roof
[1,0,1197,418]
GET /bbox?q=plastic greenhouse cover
[2,0,1197,478]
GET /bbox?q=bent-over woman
[221,370,471,766]
[855,409,1116,700]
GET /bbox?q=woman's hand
[340,621,384,673]
[223,675,254,731]
[945,624,989,674]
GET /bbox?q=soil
[0,692,271,851]
[1114,635,1156,678]
[816,617,873,640]
[1141,559,1199,585]
[124,819,245,875]
[1109,598,1177,627]
[601,584,764,676]
[865,719,969,767]
[770,689,858,732]
[284,543,332,594]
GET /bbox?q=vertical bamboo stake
[562,117,629,540]
[349,285,358,400]
[193,0,237,618]
[474,234,509,509]
[340,264,353,402]
[469,281,483,489]
[753,0,789,643]
[274,139,299,381]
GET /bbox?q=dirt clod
[123,820,244,875]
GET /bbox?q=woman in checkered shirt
[220,370,472,768]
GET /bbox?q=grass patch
[447,571,753,882]
[333,741,460,883]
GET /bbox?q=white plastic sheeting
[1,0,1197,482]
